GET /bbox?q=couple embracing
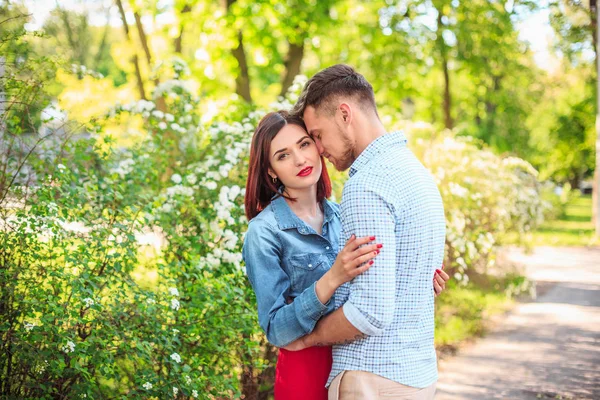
[242,64,449,400]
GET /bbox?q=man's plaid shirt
[328,131,446,389]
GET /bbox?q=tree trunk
[174,4,191,54]
[225,0,252,103]
[57,7,88,67]
[442,55,452,129]
[232,30,252,103]
[436,10,453,129]
[279,41,304,97]
[134,12,152,67]
[115,0,146,100]
[131,9,167,111]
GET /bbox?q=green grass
[531,194,599,247]
[434,275,526,351]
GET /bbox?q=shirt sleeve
[242,220,331,347]
[340,179,397,336]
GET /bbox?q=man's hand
[281,336,309,352]
[434,265,450,297]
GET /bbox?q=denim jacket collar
[270,192,337,231]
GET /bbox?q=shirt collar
[270,192,337,231]
[349,130,407,178]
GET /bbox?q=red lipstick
[297,166,313,177]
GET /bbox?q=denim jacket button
[326,246,330,250]
[308,264,313,268]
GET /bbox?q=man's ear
[339,103,352,124]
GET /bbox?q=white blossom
[166,185,194,197]
[83,297,94,307]
[24,322,36,331]
[223,230,238,250]
[170,353,182,363]
[160,203,174,213]
[228,185,241,201]
[61,341,76,353]
[192,389,199,398]
[186,174,198,185]
[142,382,153,390]
[169,287,180,297]
[171,298,180,311]
[173,387,179,396]
[171,174,182,184]
[205,181,217,190]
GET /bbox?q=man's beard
[330,125,355,171]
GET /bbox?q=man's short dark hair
[292,64,378,118]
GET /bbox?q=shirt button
[308,264,313,268]
[326,246,330,250]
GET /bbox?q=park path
[436,246,600,400]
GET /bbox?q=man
[288,64,447,399]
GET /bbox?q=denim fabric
[242,195,341,347]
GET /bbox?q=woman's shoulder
[243,204,282,257]
[247,203,278,233]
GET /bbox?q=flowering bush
[404,122,549,283]
[1,59,548,399]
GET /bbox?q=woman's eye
[300,141,310,148]
[278,153,288,160]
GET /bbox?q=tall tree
[116,0,146,99]
[223,0,252,103]
[433,1,453,129]
[549,0,597,228]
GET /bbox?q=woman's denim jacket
[242,195,341,347]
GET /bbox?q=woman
[242,111,447,400]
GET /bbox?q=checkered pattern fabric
[327,131,446,389]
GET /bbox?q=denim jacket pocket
[289,253,325,291]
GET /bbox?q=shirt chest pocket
[288,253,328,292]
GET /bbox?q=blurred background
[0,0,597,399]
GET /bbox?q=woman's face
[268,123,322,192]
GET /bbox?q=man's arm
[285,180,396,351]
[303,306,365,348]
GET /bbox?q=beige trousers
[328,370,436,400]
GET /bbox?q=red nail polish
[369,260,374,265]
[436,269,441,274]
[370,236,376,240]
[377,244,383,248]
[376,250,380,254]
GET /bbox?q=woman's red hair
[245,111,332,220]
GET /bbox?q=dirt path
[436,246,600,400]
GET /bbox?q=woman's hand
[434,265,450,297]
[328,234,381,287]
[315,235,380,305]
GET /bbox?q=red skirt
[274,346,333,400]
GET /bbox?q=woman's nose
[294,154,307,166]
